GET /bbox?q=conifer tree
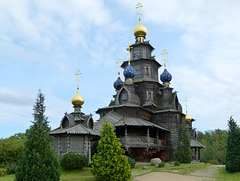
[15,90,61,181]
[174,123,192,163]
[226,116,240,172]
[91,120,131,181]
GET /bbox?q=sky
[1,0,240,138]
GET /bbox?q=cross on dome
[161,49,168,69]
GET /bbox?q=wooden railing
[118,136,165,148]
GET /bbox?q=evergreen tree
[15,90,61,181]
[226,116,240,172]
[91,120,131,181]
[174,123,192,163]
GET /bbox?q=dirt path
[135,165,225,181]
[190,165,225,178]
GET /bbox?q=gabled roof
[190,139,205,148]
[114,117,169,131]
[94,111,123,131]
[50,123,99,136]
[96,103,141,113]
[143,100,157,108]
[94,111,169,132]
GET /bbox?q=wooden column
[67,135,70,153]
[125,126,128,151]
[88,138,91,163]
[156,129,159,151]
[196,147,198,161]
[147,127,150,150]
[84,136,88,156]
[198,148,200,161]
[58,137,61,156]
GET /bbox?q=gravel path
[135,165,225,181]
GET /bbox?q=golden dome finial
[161,49,168,69]
[183,97,192,122]
[133,3,147,42]
[71,69,84,106]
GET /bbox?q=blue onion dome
[160,69,172,83]
[113,77,123,90]
[124,64,136,80]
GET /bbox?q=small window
[146,91,153,101]
[145,67,150,75]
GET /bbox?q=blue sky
[1,0,240,138]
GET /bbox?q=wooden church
[50,3,204,162]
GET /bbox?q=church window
[145,67,150,75]
[146,91,153,101]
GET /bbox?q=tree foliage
[15,90,61,181]
[0,133,25,165]
[91,120,131,181]
[174,123,192,163]
[225,116,240,172]
[197,129,227,164]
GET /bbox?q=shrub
[174,161,180,166]
[91,120,131,181]
[61,153,88,170]
[4,162,16,174]
[128,157,136,168]
[0,169,6,177]
[158,162,165,168]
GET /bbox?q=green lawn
[216,167,240,181]
[0,163,240,181]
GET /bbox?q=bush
[174,161,180,166]
[0,169,6,177]
[158,162,165,168]
[128,157,136,168]
[91,120,131,181]
[61,153,88,170]
[4,163,16,174]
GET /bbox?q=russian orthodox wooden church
[50,4,204,162]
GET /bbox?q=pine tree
[15,90,61,181]
[225,116,240,172]
[91,120,131,181]
[174,123,192,163]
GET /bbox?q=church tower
[95,3,204,161]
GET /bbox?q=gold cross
[126,45,132,65]
[136,2,143,21]
[161,49,168,69]
[116,58,122,77]
[75,69,82,89]
[183,97,189,113]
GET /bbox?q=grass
[216,167,240,181]
[131,162,211,177]
[1,164,240,181]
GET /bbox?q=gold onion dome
[185,113,192,122]
[71,89,84,106]
[133,20,147,38]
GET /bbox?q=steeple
[184,97,192,122]
[71,69,84,108]
[124,45,136,84]
[160,49,172,87]
[133,3,147,43]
